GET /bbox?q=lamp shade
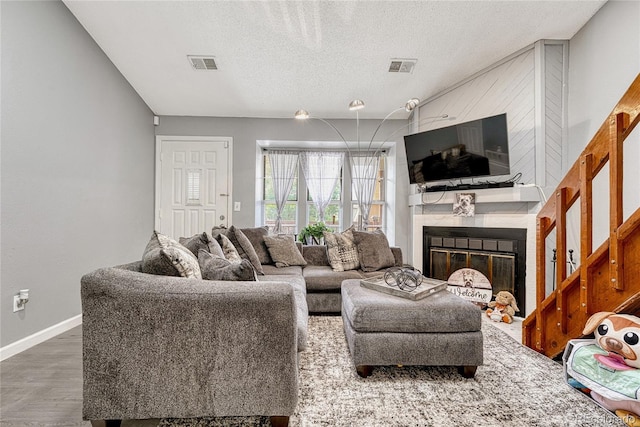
[294,109,310,119]
[405,98,420,112]
[348,99,365,111]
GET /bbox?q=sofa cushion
[258,274,308,351]
[301,245,329,265]
[241,226,272,265]
[198,250,257,281]
[141,231,202,279]
[323,227,360,272]
[214,234,243,263]
[222,226,264,275]
[263,235,307,268]
[262,264,303,276]
[352,229,395,272]
[341,279,481,334]
[303,265,363,292]
[179,232,224,258]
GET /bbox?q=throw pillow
[263,235,308,268]
[215,233,243,264]
[141,231,202,279]
[352,229,396,272]
[323,227,360,272]
[211,225,228,238]
[198,250,257,281]
[240,226,272,265]
[179,232,224,258]
[225,226,264,275]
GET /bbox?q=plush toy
[580,312,640,418]
[583,312,640,369]
[486,291,519,324]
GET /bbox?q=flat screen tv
[404,113,510,184]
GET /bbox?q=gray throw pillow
[240,226,272,265]
[263,235,308,268]
[211,225,227,238]
[141,231,202,279]
[352,229,395,272]
[225,226,264,275]
[214,233,243,264]
[179,232,224,258]
[323,227,360,272]
[198,250,257,281]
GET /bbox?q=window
[352,156,385,231]
[261,151,386,235]
[308,172,342,231]
[263,156,298,234]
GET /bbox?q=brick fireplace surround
[409,186,541,317]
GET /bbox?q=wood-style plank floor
[0,326,158,427]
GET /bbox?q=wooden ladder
[523,73,640,358]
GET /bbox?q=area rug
[160,316,623,427]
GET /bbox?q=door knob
[220,215,225,220]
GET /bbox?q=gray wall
[1,1,155,347]
[566,0,640,254]
[155,116,410,254]
[568,0,640,159]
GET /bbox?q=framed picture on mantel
[453,192,475,217]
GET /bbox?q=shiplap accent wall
[414,40,567,189]
[544,43,566,186]
[409,41,569,313]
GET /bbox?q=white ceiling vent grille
[388,58,417,74]
[188,55,218,71]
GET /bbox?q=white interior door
[156,136,232,239]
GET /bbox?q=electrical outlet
[13,295,24,312]
[234,202,241,211]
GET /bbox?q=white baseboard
[0,314,82,361]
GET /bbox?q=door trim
[155,135,233,231]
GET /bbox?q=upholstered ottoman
[341,279,483,378]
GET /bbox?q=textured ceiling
[63,1,605,119]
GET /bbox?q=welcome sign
[446,268,492,304]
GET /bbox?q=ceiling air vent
[388,58,417,74]
[188,55,218,71]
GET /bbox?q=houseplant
[298,222,330,245]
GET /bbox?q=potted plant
[298,222,330,245]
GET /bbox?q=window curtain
[268,150,299,233]
[350,152,381,230]
[299,151,344,223]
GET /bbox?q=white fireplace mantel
[410,186,542,317]
[408,185,541,207]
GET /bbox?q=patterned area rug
[160,316,623,427]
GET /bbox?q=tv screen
[403,113,510,184]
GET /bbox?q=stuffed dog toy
[583,312,640,370]
[486,291,519,324]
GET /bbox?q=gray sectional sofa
[81,239,403,427]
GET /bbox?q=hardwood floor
[0,326,158,427]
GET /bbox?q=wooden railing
[523,74,640,358]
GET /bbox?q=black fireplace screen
[423,226,526,311]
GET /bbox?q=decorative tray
[360,275,448,301]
